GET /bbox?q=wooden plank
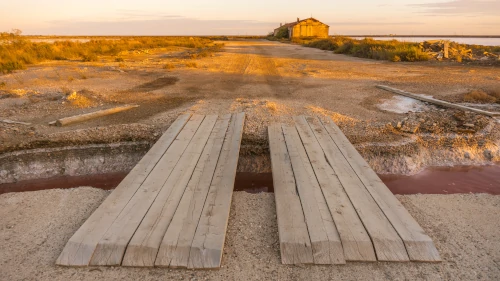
[266,124,314,265]
[282,126,345,265]
[377,85,500,117]
[55,105,140,126]
[188,113,245,269]
[56,114,191,266]
[293,116,376,262]
[155,114,231,268]
[120,115,219,267]
[321,117,441,262]
[298,116,410,262]
[88,114,206,266]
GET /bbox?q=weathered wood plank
[377,85,500,117]
[282,125,345,264]
[299,116,409,262]
[267,124,314,265]
[120,115,219,267]
[293,116,376,262]
[88,115,206,266]
[154,114,231,268]
[188,113,245,269]
[55,105,140,126]
[321,117,441,262]
[56,114,191,266]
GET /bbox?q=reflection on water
[380,165,500,195]
[1,166,498,195]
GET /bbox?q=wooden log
[1,119,31,125]
[54,105,139,127]
[376,85,500,117]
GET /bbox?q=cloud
[115,9,183,20]
[412,0,500,16]
[36,18,277,35]
[327,21,423,26]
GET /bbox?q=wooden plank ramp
[57,113,245,269]
[268,116,441,265]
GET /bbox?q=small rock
[396,122,402,129]
[483,149,493,160]
[464,152,471,159]
[463,123,474,128]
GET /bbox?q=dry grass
[306,105,358,126]
[265,101,278,112]
[66,91,94,108]
[185,62,198,68]
[0,34,215,73]
[463,90,498,103]
[303,37,429,62]
[163,63,175,69]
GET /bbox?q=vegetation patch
[303,37,429,62]
[463,89,499,104]
[0,31,216,74]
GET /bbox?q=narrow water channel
[1,165,499,195]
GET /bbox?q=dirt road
[1,40,498,178]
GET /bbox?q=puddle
[380,165,500,195]
[378,96,426,114]
[1,167,498,196]
[0,172,127,195]
[234,172,274,193]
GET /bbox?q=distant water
[352,37,500,46]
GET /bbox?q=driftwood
[52,105,139,127]
[376,85,500,117]
[1,119,32,125]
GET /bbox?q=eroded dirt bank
[0,188,499,281]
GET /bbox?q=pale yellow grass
[306,105,359,126]
[67,92,94,108]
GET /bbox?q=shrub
[115,57,124,62]
[463,90,497,103]
[185,62,197,68]
[163,63,175,69]
[275,27,289,39]
[82,53,98,62]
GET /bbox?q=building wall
[289,19,329,38]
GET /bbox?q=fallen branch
[1,119,32,125]
[52,105,139,127]
[376,85,500,117]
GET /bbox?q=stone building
[273,18,329,38]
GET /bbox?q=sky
[0,0,499,35]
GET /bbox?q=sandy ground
[1,40,499,175]
[0,188,498,281]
